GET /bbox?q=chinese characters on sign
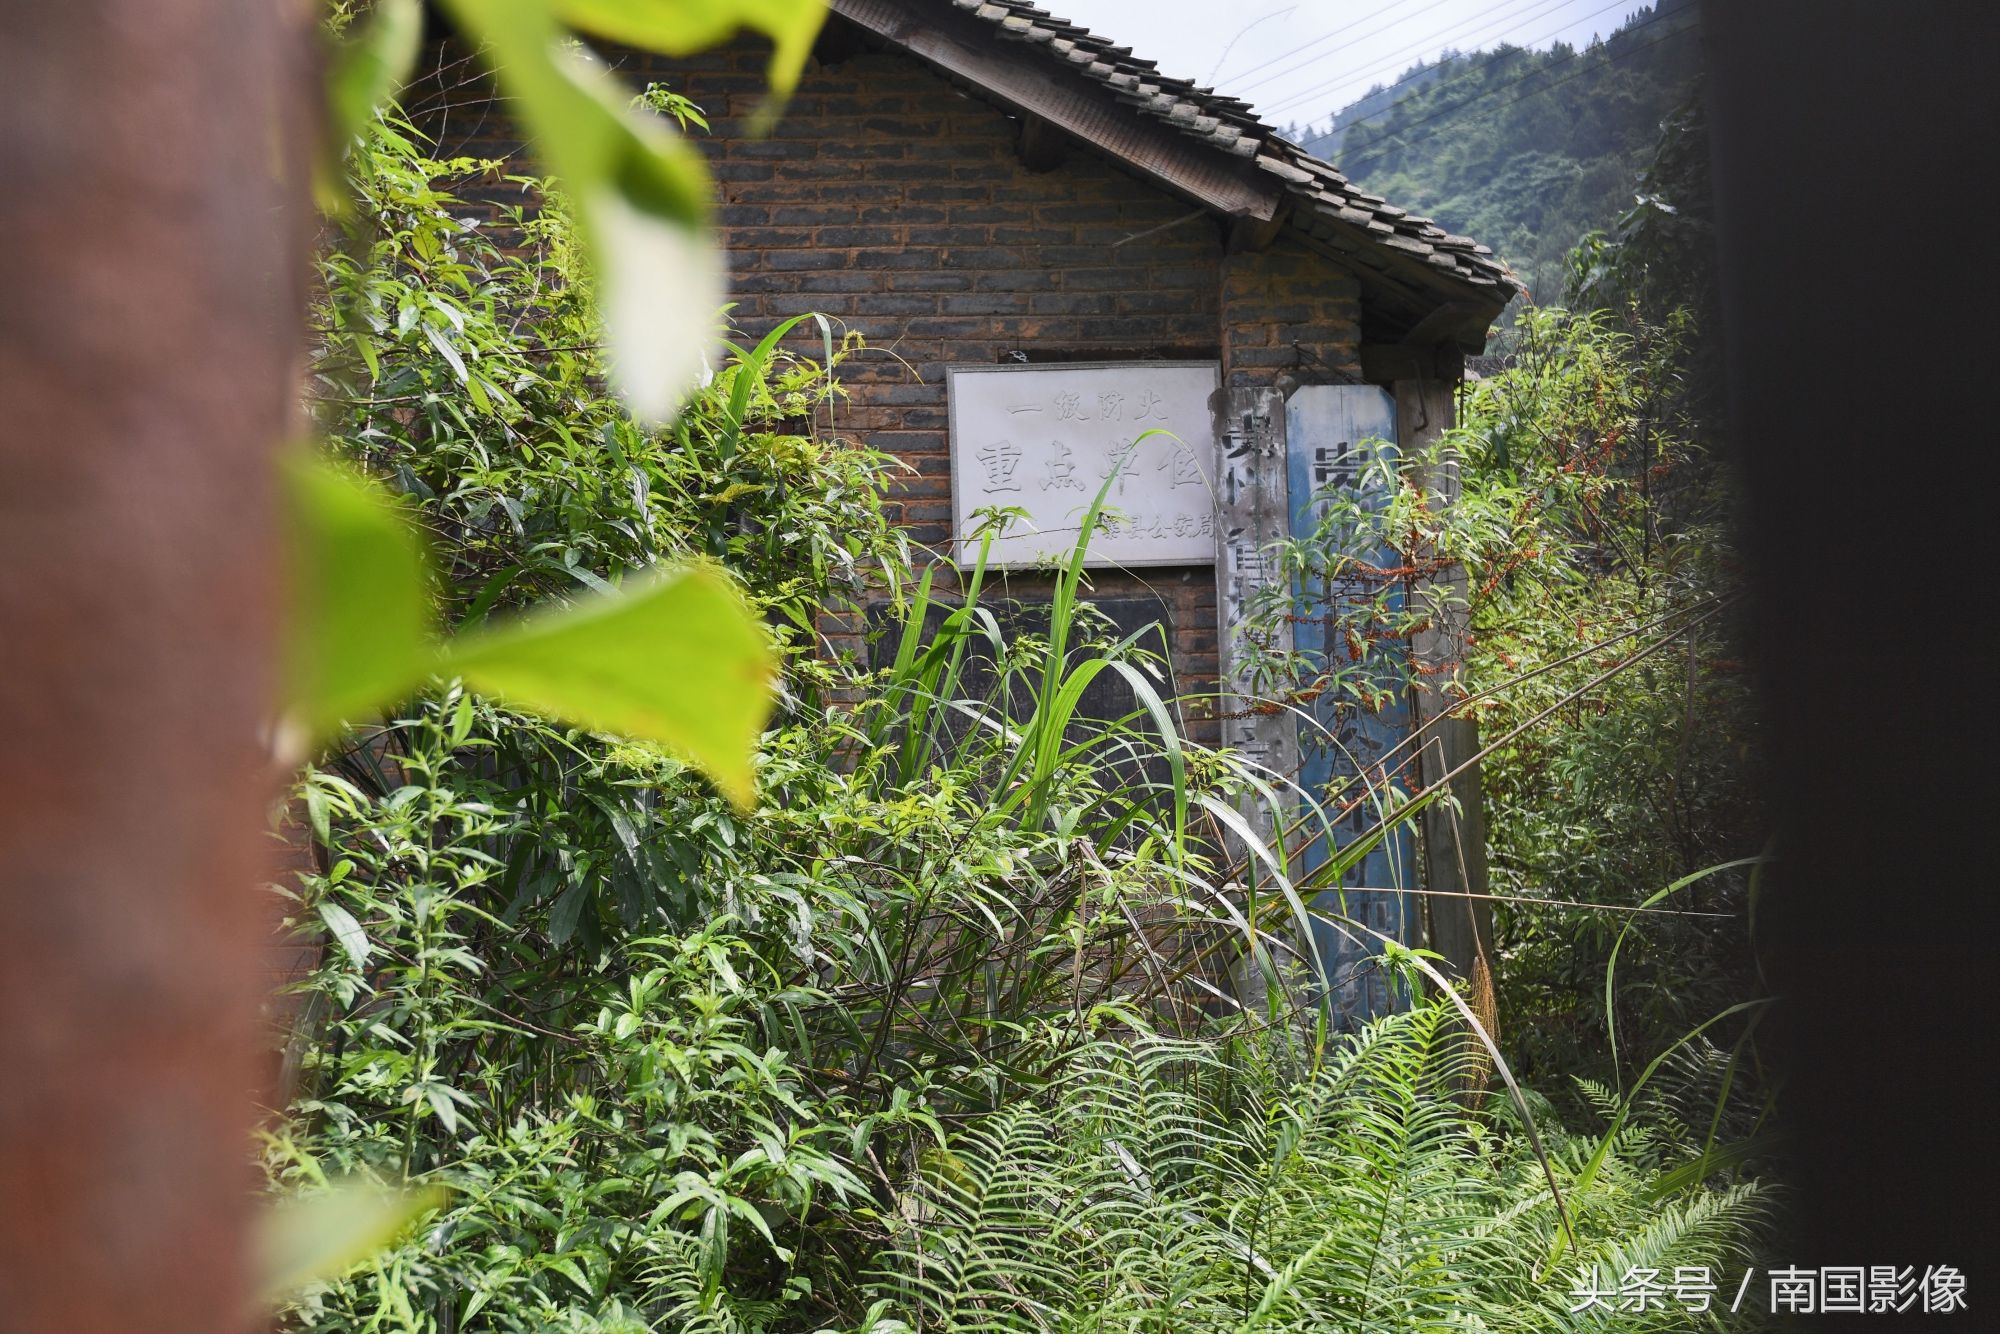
[1570,1265,1968,1316]
[947,363,1220,568]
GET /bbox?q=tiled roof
[944,0,1520,298]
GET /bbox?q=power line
[1247,0,1577,108]
[1261,0,1646,121]
[1261,0,1585,136]
[1221,0,1444,85]
[1262,0,1620,124]
[1206,7,1299,86]
[1235,0,1485,93]
[1329,12,1701,176]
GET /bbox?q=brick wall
[415,31,1369,742]
[1221,240,1365,388]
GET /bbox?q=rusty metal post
[0,3,313,1330]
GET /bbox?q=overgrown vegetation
[1244,302,1760,1107]
[267,41,1776,1333]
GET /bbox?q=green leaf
[444,564,774,807]
[284,456,435,740]
[447,693,475,746]
[305,785,332,845]
[556,0,828,114]
[258,1178,448,1302]
[1540,995,1776,1280]
[548,880,592,945]
[318,901,371,966]
[424,1084,461,1134]
[422,322,469,384]
[439,0,722,423]
[284,456,767,809]
[546,1254,595,1298]
[1603,856,1763,1097]
[705,942,742,992]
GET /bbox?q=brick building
[410,0,1517,753]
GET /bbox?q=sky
[1039,0,1658,132]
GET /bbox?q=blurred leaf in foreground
[258,1178,449,1302]
[446,563,776,809]
[284,458,773,807]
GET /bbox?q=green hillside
[1294,0,1701,311]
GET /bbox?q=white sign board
[947,362,1221,568]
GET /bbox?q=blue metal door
[1284,385,1418,1025]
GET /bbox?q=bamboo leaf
[548,880,592,945]
[318,901,371,966]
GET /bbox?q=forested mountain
[1290,0,1701,309]
[1277,61,1447,161]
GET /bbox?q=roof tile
[926,0,1518,295]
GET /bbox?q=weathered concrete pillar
[1213,385,1297,1003]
